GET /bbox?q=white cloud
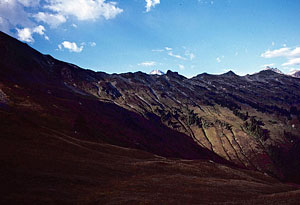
[138,61,156,67]
[0,0,35,33]
[45,0,123,21]
[32,25,45,35]
[178,64,185,70]
[168,51,187,60]
[153,46,195,61]
[0,0,123,43]
[261,47,300,58]
[272,41,275,46]
[261,46,300,68]
[290,47,300,57]
[58,41,83,52]
[261,47,291,58]
[89,42,96,47]
[33,12,66,27]
[16,25,46,42]
[145,0,160,12]
[16,27,34,42]
[282,58,300,67]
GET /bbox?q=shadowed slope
[1,108,299,204]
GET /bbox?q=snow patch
[150,69,165,75]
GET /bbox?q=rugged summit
[264,66,283,74]
[1,31,300,203]
[150,69,165,75]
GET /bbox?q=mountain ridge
[1,31,300,203]
[1,31,300,181]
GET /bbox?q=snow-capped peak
[288,70,300,78]
[150,69,165,75]
[264,66,283,74]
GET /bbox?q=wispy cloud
[89,42,96,47]
[58,41,83,53]
[152,46,195,61]
[168,51,187,60]
[184,50,195,60]
[138,61,156,67]
[178,64,185,70]
[216,56,224,63]
[282,58,300,66]
[261,47,291,58]
[261,47,300,58]
[261,46,300,67]
[145,0,160,12]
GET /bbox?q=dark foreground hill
[1,31,300,203]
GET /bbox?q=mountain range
[1,31,300,203]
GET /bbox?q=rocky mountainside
[1,31,300,203]
[38,59,300,182]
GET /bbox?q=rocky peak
[150,69,165,75]
[221,70,239,77]
[166,70,187,80]
[264,66,283,74]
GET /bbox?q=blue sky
[1,0,300,77]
